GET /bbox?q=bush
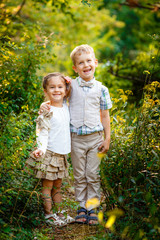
[100,82,160,240]
[0,39,47,239]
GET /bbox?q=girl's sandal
[45,213,67,226]
[58,210,75,223]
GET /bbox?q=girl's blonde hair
[43,72,71,99]
[70,44,95,65]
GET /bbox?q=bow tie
[80,80,94,88]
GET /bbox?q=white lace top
[36,103,71,155]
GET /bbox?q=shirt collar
[77,76,95,86]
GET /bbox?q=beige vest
[69,79,102,128]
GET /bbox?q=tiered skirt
[25,149,68,180]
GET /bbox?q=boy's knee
[86,171,100,183]
[74,173,86,183]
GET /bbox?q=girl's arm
[33,127,49,158]
[39,101,51,114]
[33,149,43,158]
[36,127,49,154]
[33,112,52,157]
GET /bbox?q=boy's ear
[72,65,78,73]
[95,58,98,67]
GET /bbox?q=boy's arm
[98,109,111,153]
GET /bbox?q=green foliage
[0,19,53,238]
[100,82,160,240]
[96,0,160,100]
[0,0,160,239]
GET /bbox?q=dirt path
[38,179,105,240]
[45,223,99,240]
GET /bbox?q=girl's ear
[43,89,48,97]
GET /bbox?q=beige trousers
[71,132,103,210]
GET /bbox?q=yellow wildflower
[120,94,128,103]
[98,211,103,223]
[97,152,105,159]
[85,198,100,210]
[125,90,133,95]
[105,215,116,228]
[117,89,124,94]
[143,70,150,75]
[106,208,124,217]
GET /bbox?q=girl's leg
[42,178,67,226]
[52,178,62,214]
[52,178,75,223]
[42,179,54,215]
[52,178,62,203]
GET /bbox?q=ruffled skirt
[25,149,68,180]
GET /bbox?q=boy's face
[72,52,98,81]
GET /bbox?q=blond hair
[43,72,71,99]
[70,44,95,65]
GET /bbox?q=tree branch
[14,0,26,16]
[108,70,160,83]
[120,3,159,11]
[109,71,144,82]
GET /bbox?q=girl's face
[44,76,66,107]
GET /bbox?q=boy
[69,45,112,225]
[40,44,112,225]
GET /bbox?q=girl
[26,72,74,226]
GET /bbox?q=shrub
[0,39,47,239]
[100,82,160,239]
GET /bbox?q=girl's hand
[38,101,51,115]
[33,149,43,158]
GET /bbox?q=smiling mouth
[83,69,91,73]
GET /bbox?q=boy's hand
[33,149,43,158]
[98,139,110,153]
[38,101,50,114]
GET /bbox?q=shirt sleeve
[35,111,53,154]
[100,85,112,110]
[37,128,49,154]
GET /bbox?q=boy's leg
[86,132,103,201]
[71,133,88,222]
[71,133,88,208]
[86,132,103,224]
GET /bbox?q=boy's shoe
[88,209,98,226]
[58,210,75,223]
[75,207,88,224]
[45,213,67,226]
